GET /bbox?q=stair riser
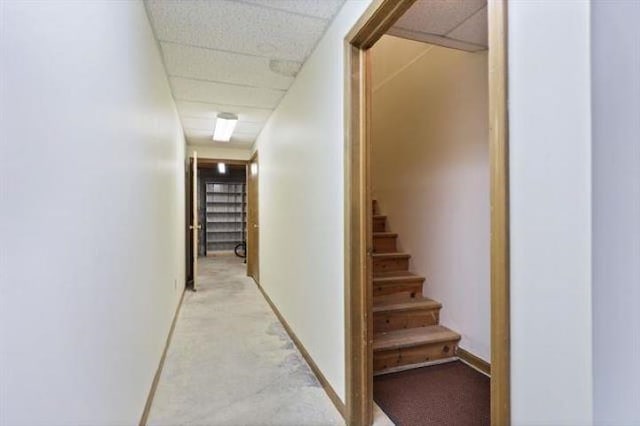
[373,257,409,273]
[373,281,423,300]
[373,236,397,253]
[374,309,440,333]
[373,340,459,373]
[373,217,386,232]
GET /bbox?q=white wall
[592,1,640,424]
[253,0,373,402]
[370,36,490,361]
[508,1,593,424]
[187,144,252,161]
[0,2,186,425]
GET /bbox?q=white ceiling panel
[240,0,345,19]
[393,0,485,35]
[146,0,327,61]
[171,77,285,108]
[188,135,254,149]
[235,121,263,135]
[161,42,296,90]
[181,117,214,132]
[230,133,259,144]
[447,6,488,46]
[176,101,272,124]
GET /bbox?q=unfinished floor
[147,255,344,426]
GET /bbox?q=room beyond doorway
[344,1,509,425]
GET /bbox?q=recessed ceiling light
[213,113,238,142]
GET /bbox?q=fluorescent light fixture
[212,112,238,142]
[250,162,258,176]
[217,163,226,174]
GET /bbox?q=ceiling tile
[447,6,488,46]
[231,132,259,144]
[171,77,284,108]
[235,121,263,135]
[392,0,486,35]
[161,42,296,90]
[386,27,486,52]
[176,101,272,124]
[188,135,254,149]
[240,0,345,19]
[145,0,327,61]
[181,117,214,132]
[188,134,254,148]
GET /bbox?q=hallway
[147,255,344,426]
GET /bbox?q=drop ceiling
[145,0,346,149]
[389,0,488,52]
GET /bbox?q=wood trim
[346,0,418,50]
[139,289,186,426]
[246,151,259,283]
[345,1,510,425]
[253,279,346,419]
[488,1,511,425]
[457,347,491,376]
[344,2,416,425]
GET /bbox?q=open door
[191,152,199,291]
[247,152,259,282]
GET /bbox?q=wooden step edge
[372,232,398,238]
[372,252,411,259]
[373,326,461,352]
[373,274,425,284]
[373,298,442,313]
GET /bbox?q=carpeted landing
[373,361,489,426]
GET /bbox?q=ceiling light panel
[241,0,345,19]
[170,77,285,108]
[392,0,486,35]
[146,0,327,61]
[161,43,295,90]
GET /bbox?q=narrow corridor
[148,256,344,426]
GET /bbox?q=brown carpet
[373,361,489,426]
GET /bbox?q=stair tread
[373,271,425,284]
[372,252,410,259]
[373,325,460,351]
[373,297,441,312]
[373,232,398,237]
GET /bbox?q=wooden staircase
[372,200,461,373]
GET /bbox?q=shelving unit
[205,182,246,252]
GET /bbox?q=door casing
[343,1,511,425]
[247,151,260,283]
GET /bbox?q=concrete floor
[147,255,346,426]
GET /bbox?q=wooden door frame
[343,1,510,425]
[246,151,259,283]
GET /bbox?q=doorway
[185,157,250,290]
[344,1,509,425]
[247,152,259,283]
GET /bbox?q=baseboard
[456,347,491,377]
[139,288,186,426]
[253,279,346,419]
